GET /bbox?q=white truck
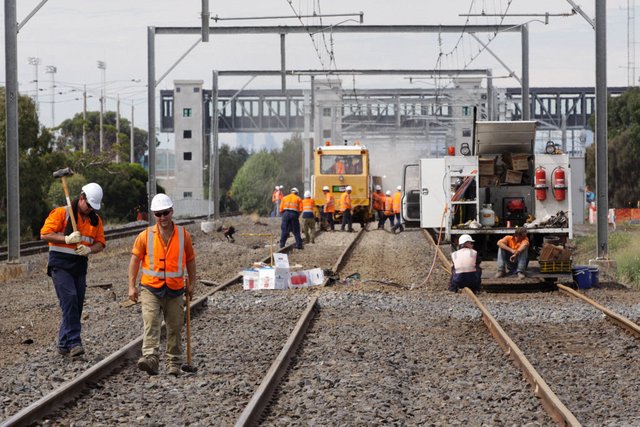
[402,120,573,282]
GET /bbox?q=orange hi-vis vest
[271,190,278,203]
[41,206,106,255]
[280,193,303,213]
[302,198,315,214]
[277,190,284,201]
[335,160,346,174]
[324,193,335,213]
[451,248,478,273]
[139,224,189,291]
[392,191,402,214]
[339,192,352,212]
[384,196,394,216]
[372,191,384,211]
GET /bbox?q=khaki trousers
[140,287,183,365]
[302,218,316,243]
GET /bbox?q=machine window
[321,155,363,175]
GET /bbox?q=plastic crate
[539,260,572,273]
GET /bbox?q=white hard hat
[291,187,299,194]
[82,183,103,210]
[346,186,352,191]
[459,234,475,245]
[278,185,283,189]
[385,190,391,196]
[375,185,382,191]
[304,191,311,198]
[396,185,402,191]
[150,193,173,211]
[322,185,330,191]
[274,186,279,190]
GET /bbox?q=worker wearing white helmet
[129,192,197,376]
[321,185,335,231]
[449,234,481,293]
[271,186,280,218]
[301,190,317,244]
[391,185,404,234]
[379,189,395,230]
[372,184,385,228]
[339,185,354,232]
[279,186,304,249]
[40,182,106,358]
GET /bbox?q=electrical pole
[45,65,56,128]
[595,1,608,258]
[82,84,87,153]
[116,94,120,162]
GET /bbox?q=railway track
[3,220,640,425]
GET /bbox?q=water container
[480,204,496,227]
[589,266,600,287]
[572,265,592,289]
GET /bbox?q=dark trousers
[280,210,303,249]
[341,210,353,231]
[449,270,482,293]
[392,213,404,231]
[321,211,335,230]
[52,267,87,351]
[379,214,394,229]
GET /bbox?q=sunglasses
[154,209,172,217]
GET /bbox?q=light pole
[27,57,40,117]
[97,60,106,152]
[45,65,56,128]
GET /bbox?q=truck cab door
[419,158,447,228]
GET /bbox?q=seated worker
[449,234,481,293]
[333,157,346,175]
[495,226,529,279]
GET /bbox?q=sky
[0,0,637,146]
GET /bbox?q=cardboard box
[479,175,500,187]
[245,267,288,290]
[288,268,325,289]
[479,157,496,175]
[539,243,572,261]
[242,269,260,290]
[503,153,530,171]
[504,170,523,184]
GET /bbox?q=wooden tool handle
[185,291,192,365]
[61,177,79,233]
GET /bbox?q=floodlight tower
[45,65,57,127]
[27,57,40,116]
[97,60,107,151]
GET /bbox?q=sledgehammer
[52,167,78,233]
[181,278,198,373]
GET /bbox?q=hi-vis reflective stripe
[451,249,477,273]
[49,246,78,255]
[141,226,185,278]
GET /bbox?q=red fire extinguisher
[534,167,548,201]
[552,167,567,201]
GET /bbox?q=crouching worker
[495,226,529,279]
[449,234,481,293]
[128,193,197,376]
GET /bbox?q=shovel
[181,285,198,373]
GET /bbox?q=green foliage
[274,134,304,191]
[231,151,282,215]
[586,88,640,207]
[216,145,249,212]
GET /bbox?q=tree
[587,88,640,207]
[231,151,281,215]
[217,145,249,212]
[56,111,149,162]
[274,134,304,192]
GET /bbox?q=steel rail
[0,223,289,427]
[557,284,640,339]
[235,296,318,427]
[462,288,581,426]
[328,228,365,279]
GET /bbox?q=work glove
[75,245,92,256]
[65,231,82,245]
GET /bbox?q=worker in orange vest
[339,185,354,232]
[276,186,284,218]
[279,187,304,249]
[380,190,395,230]
[371,184,385,229]
[301,191,316,244]
[334,157,346,174]
[270,186,279,217]
[321,185,335,231]
[391,185,404,233]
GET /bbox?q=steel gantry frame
[147,23,527,220]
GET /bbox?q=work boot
[493,271,506,279]
[57,347,69,356]
[69,345,85,358]
[137,355,159,376]
[517,272,527,279]
[167,364,181,376]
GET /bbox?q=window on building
[183,192,193,198]
[183,130,192,139]
[176,87,181,93]
[183,152,192,161]
[193,87,200,93]
[323,107,331,117]
[322,129,331,138]
[183,108,192,117]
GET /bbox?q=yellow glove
[65,231,82,245]
[75,245,92,256]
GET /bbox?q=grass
[573,223,640,289]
